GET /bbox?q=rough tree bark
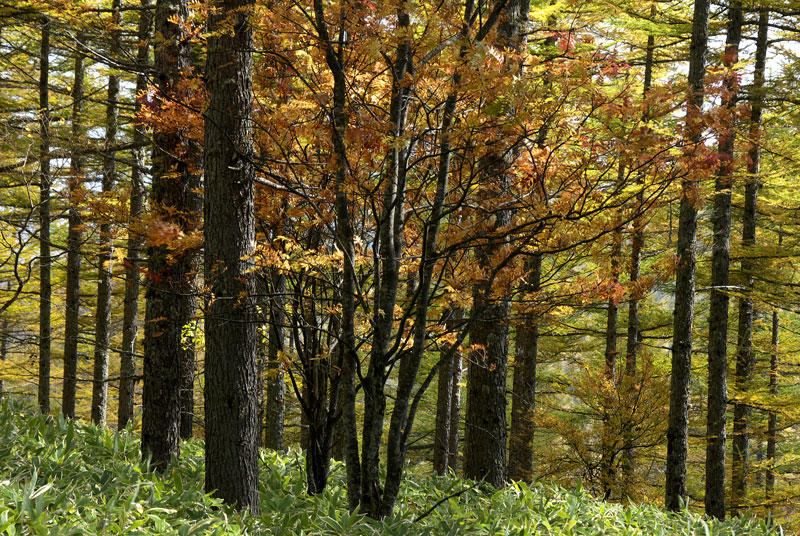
[730,6,767,514]
[118,0,152,429]
[508,255,541,483]
[142,0,193,468]
[434,306,465,475]
[91,0,122,425]
[704,1,742,520]
[62,31,84,420]
[37,16,51,415]
[264,260,286,451]
[601,213,622,498]
[204,0,260,512]
[621,20,654,495]
[665,0,710,512]
[464,0,528,490]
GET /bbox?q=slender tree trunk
[0,320,8,396]
[434,306,465,475]
[766,307,778,510]
[665,0,710,511]
[621,21,654,495]
[704,1,742,519]
[449,344,462,473]
[118,0,152,430]
[37,16,51,416]
[62,33,85,420]
[730,7,767,514]
[508,255,541,483]
[91,0,122,425]
[204,0,260,512]
[601,221,622,499]
[265,262,286,451]
[142,0,192,467]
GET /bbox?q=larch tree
[91,0,123,425]
[664,0,710,511]
[142,0,194,468]
[118,0,152,430]
[464,0,529,489]
[705,0,743,520]
[37,15,51,415]
[730,5,767,512]
[62,32,85,420]
[203,0,260,512]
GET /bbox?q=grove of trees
[2,0,800,527]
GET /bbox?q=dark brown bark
[463,0,528,491]
[621,21,654,495]
[434,307,464,475]
[0,320,8,396]
[37,16,51,415]
[730,10,767,514]
[91,0,122,425]
[665,0,710,512]
[265,263,286,451]
[448,345,462,473]
[766,308,778,509]
[508,255,541,483]
[118,0,152,430]
[203,0,260,512]
[142,0,193,466]
[704,1,742,520]
[62,32,84,420]
[601,221,622,499]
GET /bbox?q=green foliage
[0,400,782,535]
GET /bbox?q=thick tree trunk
[704,1,742,520]
[118,0,152,430]
[37,16,51,415]
[463,0,528,491]
[508,255,541,483]
[142,0,191,468]
[204,0,260,512]
[62,33,85,420]
[665,0,710,512]
[91,0,122,426]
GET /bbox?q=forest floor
[0,400,783,535]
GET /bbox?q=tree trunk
[601,222,621,499]
[91,0,122,425]
[434,306,465,475]
[449,343,462,473]
[621,20,654,496]
[204,0,260,512]
[0,320,8,396]
[62,32,84,420]
[118,0,152,430]
[265,263,286,451]
[142,0,193,467]
[37,16,51,416]
[766,307,778,510]
[508,255,541,483]
[704,1,742,519]
[665,0,710,512]
[463,0,528,491]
